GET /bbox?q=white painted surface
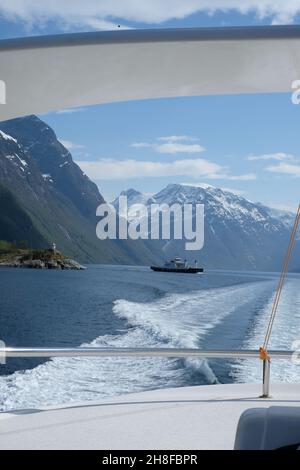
[0,383,300,449]
[1,28,300,120]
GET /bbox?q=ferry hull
[150,266,203,273]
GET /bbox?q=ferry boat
[1,25,300,451]
[151,257,203,273]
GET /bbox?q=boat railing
[0,347,294,398]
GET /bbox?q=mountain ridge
[0,114,297,270]
[112,183,298,271]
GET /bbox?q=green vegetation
[22,249,67,262]
[0,240,85,269]
[0,240,14,251]
[0,240,66,262]
[0,240,27,262]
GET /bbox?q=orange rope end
[259,347,270,361]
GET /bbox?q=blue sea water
[0,265,299,410]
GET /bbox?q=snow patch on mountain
[0,130,17,143]
[5,154,28,169]
[256,203,295,229]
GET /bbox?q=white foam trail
[113,281,274,381]
[0,279,274,410]
[113,281,274,349]
[231,277,300,383]
[0,329,184,411]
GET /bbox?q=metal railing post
[261,359,271,398]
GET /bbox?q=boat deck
[0,383,300,449]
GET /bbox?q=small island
[0,241,86,270]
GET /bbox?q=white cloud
[268,202,297,213]
[56,107,87,114]
[131,142,151,148]
[76,158,220,180]
[75,18,131,31]
[60,139,85,150]
[158,135,197,142]
[247,152,295,161]
[225,173,256,181]
[155,142,205,154]
[76,157,256,181]
[131,136,205,154]
[266,162,300,176]
[0,1,299,30]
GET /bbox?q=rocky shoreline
[0,251,86,270]
[0,257,86,270]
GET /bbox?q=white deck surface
[0,383,300,449]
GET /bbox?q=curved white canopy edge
[1,26,300,120]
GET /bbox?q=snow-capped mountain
[0,116,160,265]
[256,202,295,230]
[112,188,155,219]
[112,183,299,271]
[2,114,294,270]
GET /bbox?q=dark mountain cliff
[0,116,160,265]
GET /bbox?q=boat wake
[232,277,300,384]
[0,278,277,411]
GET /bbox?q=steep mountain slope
[0,117,160,265]
[0,116,103,221]
[113,184,298,271]
[0,182,46,246]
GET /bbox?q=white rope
[262,203,300,352]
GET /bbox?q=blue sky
[1,1,300,210]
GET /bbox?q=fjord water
[0,265,299,411]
